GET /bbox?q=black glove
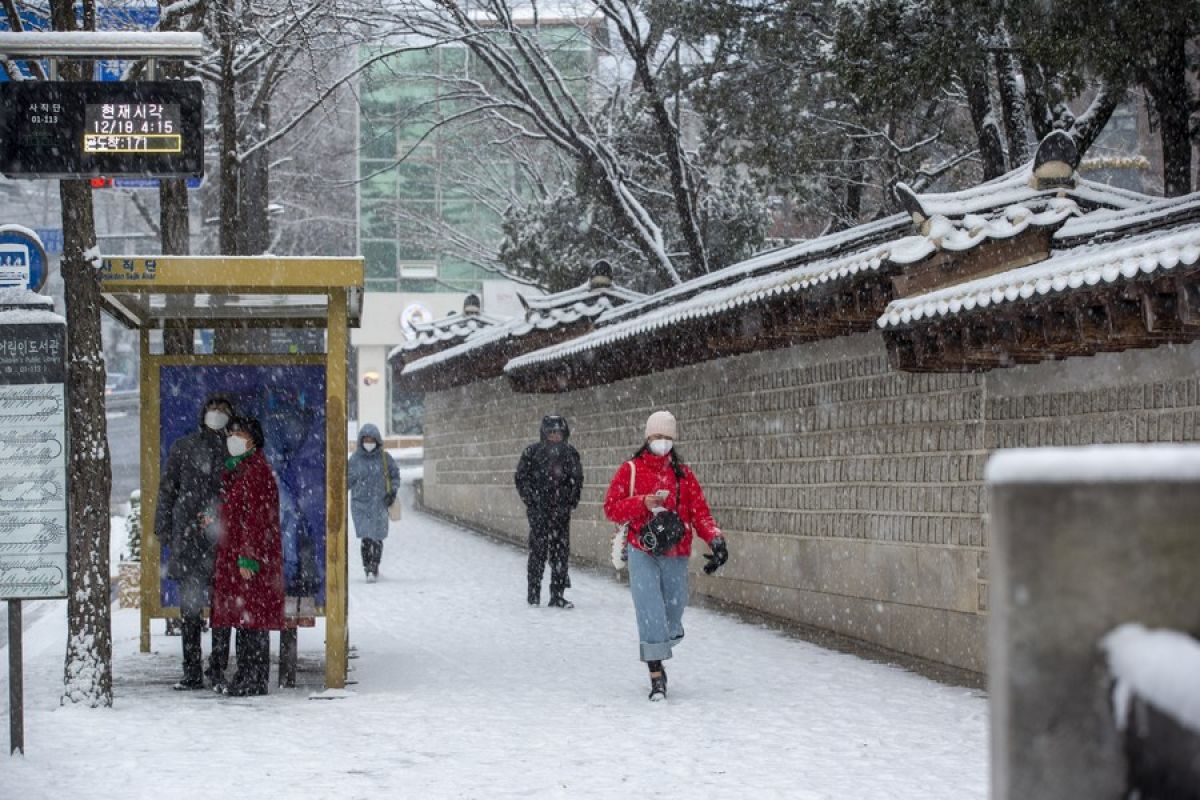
[384,491,397,506]
[703,537,729,575]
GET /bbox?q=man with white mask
[156,392,237,690]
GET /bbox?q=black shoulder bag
[638,472,686,556]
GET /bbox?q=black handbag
[638,475,686,556]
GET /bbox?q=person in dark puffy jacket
[604,410,728,701]
[514,414,583,608]
[156,392,236,691]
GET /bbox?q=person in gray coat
[347,423,399,582]
[156,392,236,690]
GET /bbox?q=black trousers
[210,626,231,679]
[361,539,383,575]
[236,629,271,690]
[527,512,571,600]
[181,614,205,684]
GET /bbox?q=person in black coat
[514,414,583,608]
[156,392,237,690]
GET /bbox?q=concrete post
[986,445,1200,799]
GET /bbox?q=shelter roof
[98,255,363,330]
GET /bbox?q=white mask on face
[205,410,229,431]
[648,439,673,456]
[227,436,249,457]
[363,442,377,452]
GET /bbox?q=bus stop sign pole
[9,599,22,755]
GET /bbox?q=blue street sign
[110,176,203,190]
[0,226,49,292]
[32,228,62,255]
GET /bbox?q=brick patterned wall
[419,333,1200,674]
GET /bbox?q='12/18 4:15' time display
[0,81,202,178]
[84,103,182,154]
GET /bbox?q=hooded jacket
[603,449,722,558]
[155,392,236,582]
[514,415,583,516]
[347,423,400,540]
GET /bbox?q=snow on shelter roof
[878,221,1200,329]
[401,282,645,377]
[506,235,936,373]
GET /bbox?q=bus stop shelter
[99,255,363,690]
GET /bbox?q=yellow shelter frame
[100,255,363,690]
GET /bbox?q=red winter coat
[603,450,722,558]
[210,449,286,630]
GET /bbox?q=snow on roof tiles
[507,236,936,373]
[878,223,1200,329]
[595,214,912,328]
[402,284,643,376]
[387,312,510,361]
[908,165,1156,219]
[1055,193,1200,242]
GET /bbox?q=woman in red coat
[210,415,285,696]
[604,410,729,701]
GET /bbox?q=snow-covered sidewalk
[1,505,987,799]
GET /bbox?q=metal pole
[8,600,23,755]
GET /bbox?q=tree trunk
[1143,29,1193,197]
[993,35,1033,166]
[1068,83,1122,159]
[217,0,239,257]
[964,61,1007,179]
[608,11,708,280]
[159,0,195,355]
[52,0,112,708]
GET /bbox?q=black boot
[527,585,540,606]
[547,594,574,609]
[174,618,205,690]
[648,662,667,701]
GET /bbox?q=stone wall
[420,332,1200,674]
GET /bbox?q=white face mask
[362,442,377,452]
[648,439,673,456]
[205,410,229,431]
[227,436,249,457]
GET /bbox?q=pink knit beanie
[644,410,677,440]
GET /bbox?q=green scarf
[224,449,253,471]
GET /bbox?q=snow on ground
[1,500,987,799]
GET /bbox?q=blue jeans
[627,547,689,662]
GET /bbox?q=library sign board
[0,80,202,178]
[0,319,68,600]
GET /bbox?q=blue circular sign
[0,226,49,293]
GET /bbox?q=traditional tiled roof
[879,191,1200,330]
[387,311,509,362]
[505,236,935,373]
[401,281,645,378]
[878,222,1200,329]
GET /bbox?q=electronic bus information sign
[0,81,202,178]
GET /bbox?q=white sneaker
[365,574,377,584]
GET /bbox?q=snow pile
[0,288,61,324]
[1102,623,1200,734]
[985,445,1200,485]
